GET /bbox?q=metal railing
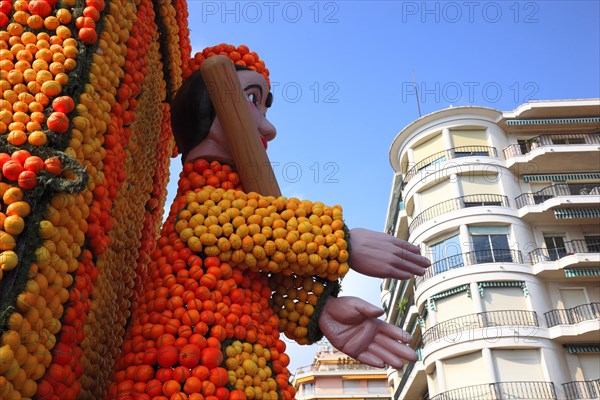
[528,240,600,264]
[403,146,497,185]
[503,133,600,158]
[431,381,557,400]
[410,194,509,231]
[544,302,600,327]
[422,310,539,345]
[395,344,424,400]
[294,362,382,374]
[515,183,600,208]
[395,361,416,400]
[563,380,600,399]
[416,249,523,286]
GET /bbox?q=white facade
[292,343,392,400]
[382,99,600,400]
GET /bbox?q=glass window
[342,380,361,394]
[544,235,566,260]
[367,380,389,394]
[471,234,511,263]
[517,139,528,154]
[428,234,463,274]
[303,382,315,395]
[463,199,502,207]
[584,235,600,252]
[455,150,489,158]
[551,137,585,145]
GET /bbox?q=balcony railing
[415,249,523,286]
[563,380,600,400]
[410,194,509,231]
[395,361,416,400]
[515,183,600,208]
[422,310,538,345]
[544,302,600,327]
[503,133,600,158]
[395,344,424,400]
[295,361,382,374]
[431,381,557,400]
[403,146,498,186]
[528,240,600,264]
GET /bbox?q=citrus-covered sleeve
[173,186,350,344]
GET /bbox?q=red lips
[260,136,268,150]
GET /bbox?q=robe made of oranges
[106,159,349,400]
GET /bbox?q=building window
[463,198,502,207]
[492,349,544,382]
[342,379,361,394]
[428,234,463,274]
[444,352,486,391]
[455,150,489,158]
[470,228,511,263]
[544,234,567,260]
[302,382,315,396]
[584,235,600,252]
[517,139,529,154]
[578,354,600,381]
[551,137,586,145]
[367,379,388,394]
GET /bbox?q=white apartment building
[292,343,392,400]
[382,99,600,400]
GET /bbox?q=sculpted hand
[319,296,417,369]
[348,228,431,280]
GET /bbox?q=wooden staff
[200,55,282,197]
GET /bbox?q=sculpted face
[184,69,277,164]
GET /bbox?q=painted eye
[247,93,259,105]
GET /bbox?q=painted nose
[257,116,277,143]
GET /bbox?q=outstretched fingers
[367,342,408,369]
[355,351,386,368]
[373,334,418,364]
[376,319,413,344]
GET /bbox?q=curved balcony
[410,194,509,231]
[544,303,600,327]
[516,183,600,208]
[422,310,539,346]
[528,240,600,264]
[503,132,600,158]
[503,133,600,175]
[402,146,498,187]
[431,381,557,400]
[563,380,600,400]
[415,249,523,287]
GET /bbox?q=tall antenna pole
[412,70,422,117]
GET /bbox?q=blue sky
[165,1,600,372]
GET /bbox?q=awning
[523,173,600,182]
[431,284,470,300]
[564,268,600,277]
[554,209,600,219]
[427,284,470,311]
[342,374,388,380]
[478,281,528,297]
[506,117,600,125]
[564,344,600,353]
[294,376,314,384]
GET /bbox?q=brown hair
[171,65,272,162]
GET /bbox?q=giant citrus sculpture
[0,0,185,398]
[0,1,429,399]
